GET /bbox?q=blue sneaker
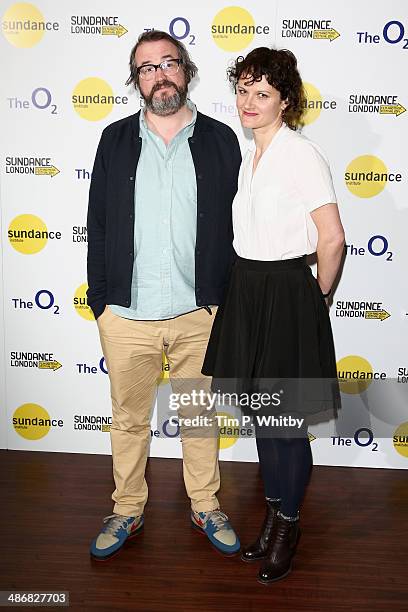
[191,509,240,556]
[90,513,144,560]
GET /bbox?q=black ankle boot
[241,499,281,562]
[258,513,300,583]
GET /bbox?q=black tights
[255,433,313,517]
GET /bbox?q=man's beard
[142,79,188,116]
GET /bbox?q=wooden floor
[1,451,407,612]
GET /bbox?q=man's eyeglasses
[136,58,183,81]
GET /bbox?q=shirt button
[190,138,195,144]
[196,250,201,256]
[197,288,201,293]
[197,174,203,180]
[199,212,204,218]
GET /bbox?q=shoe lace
[102,514,131,536]
[206,510,230,530]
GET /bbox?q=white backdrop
[1,0,407,468]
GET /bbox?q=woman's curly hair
[227,47,306,130]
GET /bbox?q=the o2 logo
[99,356,108,374]
[7,87,58,114]
[162,418,180,438]
[169,17,196,45]
[357,20,408,49]
[367,235,393,260]
[12,289,60,315]
[382,20,408,48]
[76,356,108,375]
[345,235,393,261]
[31,87,57,113]
[354,427,378,451]
[35,289,60,314]
[332,428,378,451]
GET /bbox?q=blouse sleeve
[293,139,337,213]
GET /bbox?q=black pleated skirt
[202,256,340,416]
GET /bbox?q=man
[87,30,242,560]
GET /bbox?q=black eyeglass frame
[136,58,183,78]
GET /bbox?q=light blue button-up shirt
[110,101,198,320]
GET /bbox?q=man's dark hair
[125,30,198,90]
[228,47,306,130]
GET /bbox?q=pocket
[97,305,110,323]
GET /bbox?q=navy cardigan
[87,110,241,319]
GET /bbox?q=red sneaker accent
[193,515,205,527]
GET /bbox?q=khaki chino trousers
[97,306,220,517]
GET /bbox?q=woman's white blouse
[232,124,337,261]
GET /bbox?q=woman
[202,47,345,583]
